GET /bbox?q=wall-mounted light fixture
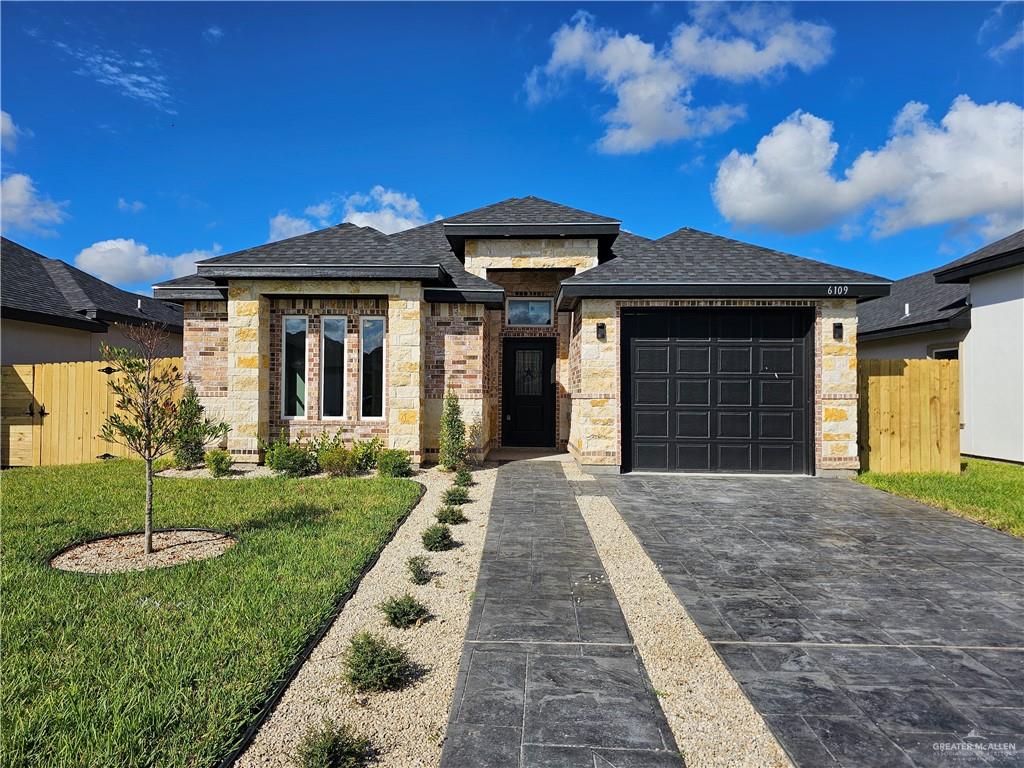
[596,322,607,340]
[833,322,843,341]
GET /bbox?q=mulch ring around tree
[50,529,238,574]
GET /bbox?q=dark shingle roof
[444,196,619,225]
[934,229,1024,283]
[1,237,182,331]
[388,220,503,292]
[858,268,970,338]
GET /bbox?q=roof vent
[903,302,910,317]
[137,298,143,310]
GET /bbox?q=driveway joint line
[712,640,1024,651]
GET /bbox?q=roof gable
[858,268,969,338]
[444,196,619,225]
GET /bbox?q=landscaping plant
[378,593,431,629]
[407,555,431,585]
[173,381,230,469]
[442,486,470,506]
[99,324,184,555]
[343,632,411,692]
[376,449,413,477]
[295,719,372,768]
[204,449,233,477]
[319,445,357,477]
[351,437,383,473]
[438,388,466,470]
[435,506,467,525]
[262,430,318,477]
[454,467,474,487]
[421,523,456,551]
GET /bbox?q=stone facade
[464,238,598,278]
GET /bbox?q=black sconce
[596,322,607,340]
[833,322,843,341]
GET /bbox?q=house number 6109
[827,285,849,296]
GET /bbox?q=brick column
[226,282,270,458]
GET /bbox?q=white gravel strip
[237,463,497,768]
[51,529,235,574]
[564,465,791,768]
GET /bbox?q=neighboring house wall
[1,319,183,365]
[567,298,860,474]
[960,266,1024,463]
[858,329,967,360]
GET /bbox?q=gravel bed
[565,464,791,768]
[237,463,498,768]
[157,463,278,480]
[51,529,236,574]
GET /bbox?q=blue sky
[2,1,1022,294]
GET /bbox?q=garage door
[623,308,813,474]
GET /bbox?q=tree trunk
[145,458,154,555]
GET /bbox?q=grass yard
[857,457,1024,537]
[1,460,422,768]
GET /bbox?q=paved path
[597,474,1024,768]
[440,459,682,768]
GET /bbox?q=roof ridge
[40,258,93,313]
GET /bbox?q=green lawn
[1,460,421,768]
[857,457,1024,537]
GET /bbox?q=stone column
[569,298,620,469]
[387,282,425,463]
[226,282,270,458]
[819,299,859,474]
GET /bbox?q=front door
[502,338,555,447]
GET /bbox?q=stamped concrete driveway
[596,474,1024,768]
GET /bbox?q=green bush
[262,430,318,477]
[378,593,431,629]
[376,449,412,478]
[351,438,383,473]
[438,388,467,471]
[435,506,467,525]
[204,449,233,478]
[421,523,455,552]
[319,446,356,477]
[442,486,470,506]
[343,632,411,692]
[407,555,431,585]
[173,382,230,468]
[454,468,474,487]
[295,719,372,768]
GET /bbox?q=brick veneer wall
[567,297,860,474]
[182,300,229,424]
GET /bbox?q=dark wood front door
[502,338,556,447]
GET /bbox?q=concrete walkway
[440,458,682,768]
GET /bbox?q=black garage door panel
[625,308,812,474]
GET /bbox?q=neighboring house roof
[934,229,1024,283]
[1,237,182,332]
[557,227,890,308]
[858,268,970,341]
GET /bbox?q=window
[507,298,553,326]
[931,347,958,360]
[321,317,347,418]
[360,317,385,419]
[282,316,307,418]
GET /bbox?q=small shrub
[343,632,411,692]
[421,523,456,552]
[407,555,431,585]
[204,449,233,477]
[438,388,467,471]
[263,430,318,477]
[295,719,372,768]
[351,437,383,473]
[173,381,230,468]
[378,593,431,629]
[376,449,412,478]
[442,486,470,506]
[319,445,356,477]
[435,506,467,525]
[454,468,474,487]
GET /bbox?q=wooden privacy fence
[858,358,960,474]
[1,357,183,467]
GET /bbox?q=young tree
[100,324,183,554]
[438,387,467,471]
[173,380,230,468]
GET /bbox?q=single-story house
[153,196,890,475]
[1,237,183,365]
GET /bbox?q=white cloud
[1,111,26,153]
[304,200,334,222]
[203,26,224,43]
[712,95,1024,239]
[117,197,146,213]
[526,8,832,153]
[268,212,316,242]
[1,173,69,235]
[342,186,437,234]
[75,239,221,287]
[989,21,1024,61]
[53,41,175,113]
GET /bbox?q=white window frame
[359,315,387,421]
[281,314,309,421]
[506,297,554,327]
[320,315,348,420]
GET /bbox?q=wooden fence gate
[1,358,183,467]
[857,358,960,474]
